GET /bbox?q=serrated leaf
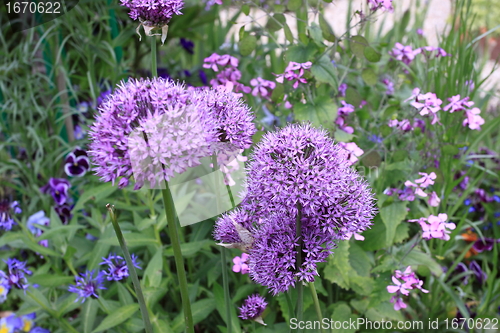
[334,129,354,143]
[239,35,257,56]
[364,46,382,62]
[350,35,369,58]
[92,304,139,333]
[361,68,377,86]
[380,202,408,247]
[324,241,351,289]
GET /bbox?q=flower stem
[161,186,194,333]
[295,203,303,333]
[309,282,327,333]
[151,36,157,77]
[285,291,294,332]
[212,156,232,333]
[106,204,153,333]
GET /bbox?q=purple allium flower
[96,89,112,108]
[180,38,194,54]
[64,148,90,177]
[120,0,183,26]
[88,78,255,190]
[100,253,141,281]
[0,199,21,231]
[215,123,376,294]
[68,270,106,303]
[40,178,71,206]
[469,261,487,284]
[1,258,31,290]
[238,294,267,325]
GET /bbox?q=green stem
[106,204,153,333]
[212,156,232,333]
[151,37,157,77]
[285,292,294,333]
[161,186,194,333]
[309,282,327,333]
[295,203,303,333]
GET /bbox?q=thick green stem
[151,37,157,77]
[285,291,294,332]
[106,204,153,333]
[309,282,327,333]
[295,203,303,333]
[161,186,194,333]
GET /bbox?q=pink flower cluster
[232,253,249,274]
[338,142,364,166]
[203,53,250,96]
[387,118,425,132]
[275,61,312,89]
[387,266,428,311]
[408,213,456,241]
[385,172,440,207]
[389,43,450,66]
[405,89,485,130]
[368,0,394,12]
[336,101,356,134]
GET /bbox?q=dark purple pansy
[472,238,498,253]
[199,70,208,85]
[55,204,73,224]
[180,38,194,54]
[40,178,71,206]
[454,262,469,285]
[64,148,90,177]
[469,260,487,284]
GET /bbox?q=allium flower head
[64,148,90,177]
[215,123,376,294]
[120,0,183,26]
[88,78,255,190]
[0,199,21,231]
[40,178,70,206]
[100,253,141,281]
[68,270,106,303]
[238,294,267,325]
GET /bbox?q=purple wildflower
[338,83,347,97]
[232,253,249,274]
[472,238,499,253]
[463,107,485,130]
[27,211,50,239]
[454,262,469,285]
[55,204,73,224]
[180,38,194,54]
[387,266,428,311]
[100,253,141,281]
[0,274,9,303]
[368,0,393,12]
[1,258,31,290]
[40,178,71,206]
[238,294,267,325]
[249,77,276,98]
[382,78,394,95]
[389,43,421,65]
[88,78,255,190]
[64,148,90,177]
[120,0,183,26]
[0,199,22,231]
[469,261,487,284]
[68,270,106,303]
[0,315,22,332]
[275,61,312,89]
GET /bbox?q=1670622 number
[6,2,61,14]
[443,318,498,330]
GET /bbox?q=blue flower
[100,253,141,281]
[20,312,36,332]
[68,270,106,303]
[27,211,50,237]
[0,199,22,231]
[180,38,194,54]
[0,315,22,332]
[2,258,31,290]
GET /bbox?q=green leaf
[345,88,362,107]
[172,299,216,333]
[350,35,369,58]
[393,223,410,243]
[99,232,159,248]
[324,241,351,289]
[349,242,372,277]
[334,129,353,143]
[307,23,323,44]
[365,301,404,322]
[364,46,382,62]
[358,216,386,251]
[310,55,337,88]
[361,68,377,86]
[92,304,139,333]
[271,83,285,103]
[294,95,337,130]
[38,225,83,241]
[239,35,257,56]
[144,248,163,288]
[266,13,286,32]
[318,13,335,42]
[82,299,98,333]
[242,4,250,15]
[329,303,358,333]
[73,183,118,212]
[213,283,242,333]
[399,249,443,277]
[287,0,302,11]
[285,43,318,63]
[164,240,211,258]
[283,23,294,43]
[442,144,459,155]
[117,283,134,305]
[29,274,74,288]
[380,202,408,247]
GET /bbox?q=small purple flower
[120,0,183,26]
[0,315,23,332]
[68,270,106,303]
[180,38,194,54]
[238,294,267,325]
[472,238,498,253]
[0,199,22,231]
[382,78,394,95]
[199,70,208,85]
[100,253,141,281]
[55,204,73,224]
[389,43,421,66]
[64,148,90,177]
[454,262,469,285]
[338,83,347,97]
[1,258,32,290]
[30,328,51,333]
[469,261,487,284]
[27,211,50,237]
[40,178,71,206]
[0,274,10,303]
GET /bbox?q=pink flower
[390,296,407,311]
[387,276,410,296]
[338,101,355,115]
[410,91,442,124]
[414,172,436,188]
[368,0,394,12]
[232,253,249,274]
[339,142,364,166]
[428,191,440,207]
[463,107,485,130]
[443,95,474,113]
[250,77,276,98]
[275,61,312,89]
[389,43,421,65]
[338,83,348,97]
